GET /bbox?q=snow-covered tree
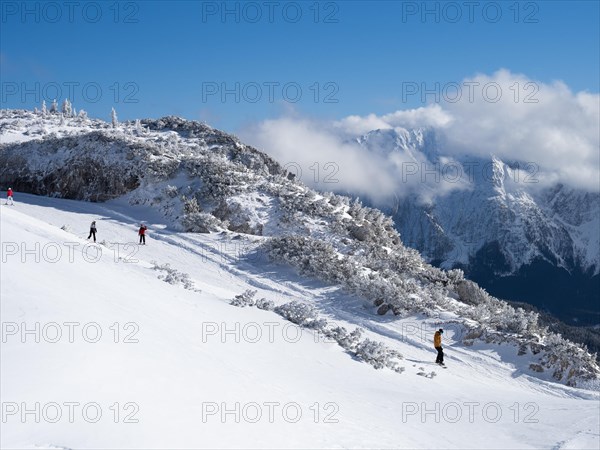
[78,109,88,119]
[41,100,47,116]
[61,99,72,117]
[111,107,118,128]
[50,99,58,114]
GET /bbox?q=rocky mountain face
[354,127,599,325]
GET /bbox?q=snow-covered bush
[181,211,223,233]
[274,301,327,330]
[355,338,404,372]
[262,232,599,385]
[229,290,275,310]
[151,262,200,292]
[164,185,179,198]
[536,332,600,386]
[416,368,437,379]
[255,297,275,311]
[230,289,257,307]
[324,326,364,351]
[454,279,489,305]
[183,196,201,214]
[265,236,355,284]
[230,294,405,374]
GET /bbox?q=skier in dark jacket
[434,329,444,365]
[138,224,147,245]
[87,221,97,242]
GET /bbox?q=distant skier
[138,223,147,245]
[6,187,14,205]
[434,329,444,366]
[87,221,97,243]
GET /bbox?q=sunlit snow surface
[1,194,598,449]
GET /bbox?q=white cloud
[439,70,600,192]
[241,116,399,202]
[241,70,600,198]
[333,105,453,136]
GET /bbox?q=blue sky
[1,0,599,133]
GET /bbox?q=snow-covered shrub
[324,326,364,351]
[151,261,200,292]
[232,295,406,374]
[183,196,201,214]
[274,301,327,330]
[416,368,437,379]
[536,332,600,386]
[164,185,178,198]
[264,236,355,284]
[181,212,223,233]
[255,297,274,311]
[212,199,264,235]
[354,339,404,373]
[499,307,538,335]
[446,268,464,285]
[261,228,600,384]
[230,289,257,307]
[454,279,489,305]
[229,290,273,310]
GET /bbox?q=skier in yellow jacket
[434,329,444,366]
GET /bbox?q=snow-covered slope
[2,194,600,449]
[1,109,598,387]
[354,127,600,324]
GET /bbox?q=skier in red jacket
[138,224,147,245]
[6,188,14,205]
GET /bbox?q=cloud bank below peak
[241,70,600,199]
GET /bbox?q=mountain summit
[352,127,599,325]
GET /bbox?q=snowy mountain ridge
[356,126,599,275]
[1,108,599,387]
[352,126,599,324]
